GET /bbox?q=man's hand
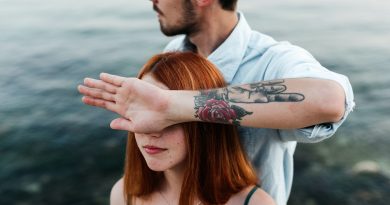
[78,74,345,132]
[78,73,177,133]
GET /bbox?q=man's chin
[160,28,183,37]
[159,23,190,36]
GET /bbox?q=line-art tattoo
[194,80,305,125]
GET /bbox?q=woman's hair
[123,52,258,205]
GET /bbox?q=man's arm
[78,73,345,133]
[191,78,345,128]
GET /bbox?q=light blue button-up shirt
[164,12,355,205]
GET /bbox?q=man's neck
[188,9,238,57]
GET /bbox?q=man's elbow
[318,81,346,123]
[325,100,345,122]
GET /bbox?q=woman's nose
[143,132,162,138]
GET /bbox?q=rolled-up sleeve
[266,43,355,143]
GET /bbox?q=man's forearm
[78,73,346,132]
[171,78,345,129]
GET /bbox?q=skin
[78,74,344,133]
[133,74,188,204]
[81,1,345,204]
[152,0,239,56]
[152,0,199,36]
[78,0,345,133]
[135,122,187,172]
[110,178,276,205]
[109,74,276,205]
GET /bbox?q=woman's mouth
[143,145,167,154]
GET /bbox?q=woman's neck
[159,163,186,204]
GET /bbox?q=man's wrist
[166,90,200,125]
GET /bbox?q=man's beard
[160,0,199,36]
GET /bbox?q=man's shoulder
[163,35,186,52]
[246,30,302,55]
[245,30,320,69]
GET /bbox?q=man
[78,0,354,204]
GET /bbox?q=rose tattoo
[194,90,253,125]
[193,80,304,125]
[196,99,236,122]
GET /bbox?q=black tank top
[243,186,259,205]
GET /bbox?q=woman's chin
[146,162,168,172]
[149,167,166,172]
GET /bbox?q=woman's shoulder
[109,178,159,205]
[110,177,126,205]
[228,186,276,205]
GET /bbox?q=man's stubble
[159,0,200,36]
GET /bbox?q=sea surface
[1,0,390,204]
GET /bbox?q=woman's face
[134,74,187,172]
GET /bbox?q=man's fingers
[267,93,305,102]
[78,85,116,102]
[110,118,134,131]
[82,96,117,112]
[84,78,118,94]
[100,73,127,87]
[263,85,286,93]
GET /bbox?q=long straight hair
[124,52,258,205]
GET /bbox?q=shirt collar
[207,12,252,83]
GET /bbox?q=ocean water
[1,0,389,204]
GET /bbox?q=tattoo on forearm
[194,90,253,126]
[194,80,305,125]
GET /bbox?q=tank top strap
[243,186,259,205]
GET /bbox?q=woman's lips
[143,145,167,154]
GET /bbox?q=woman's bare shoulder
[110,177,126,205]
[110,178,158,205]
[228,186,276,205]
[247,187,276,205]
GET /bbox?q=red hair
[123,52,258,205]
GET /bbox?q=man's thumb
[110,118,133,132]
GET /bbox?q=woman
[110,52,275,205]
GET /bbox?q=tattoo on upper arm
[194,80,305,125]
